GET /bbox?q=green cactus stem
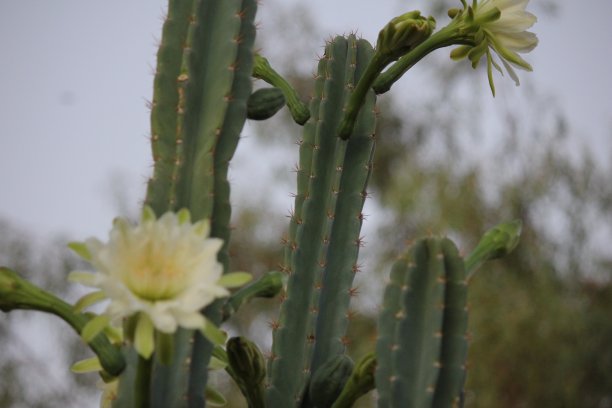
[280,60,325,280]
[141,0,258,405]
[309,37,377,376]
[268,34,375,405]
[253,54,310,125]
[267,36,350,406]
[145,0,196,216]
[375,238,468,408]
[184,0,258,406]
[0,267,125,377]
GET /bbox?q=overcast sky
[0,0,610,243]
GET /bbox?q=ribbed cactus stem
[145,0,196,216]
[280,68,325,278]
[375,238,468,408]
[140,0,257,406]
[184,0,257,406]
[310,37,377,376]
[267,36,350,406]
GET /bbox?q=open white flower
[69,207,250,358]
[450,0,538,94]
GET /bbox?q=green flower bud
[227,336,266,386]
[376,11,436,62]
[226,336,266,408]
[331,353,376,408]
[309,354,354,408]
[465,219,523,278]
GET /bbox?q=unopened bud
[377,11,436,61]
[227,336,266,385]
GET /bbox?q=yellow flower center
[122,239,191,301]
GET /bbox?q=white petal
[174,311,206,329]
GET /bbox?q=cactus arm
[376,238,470,408]
[465,219,522,279]
[0,267,125,377]
[304,34,359,385]
[184,0,258,406]
[310,37,377,375]
[432,239,468,407]
[141,0,258,405]
[391,239,446,407]
[267,36,349,406]
[253,54,310,125]
[145,0,196,216]
[280,65,325,280]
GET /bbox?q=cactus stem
[252,54,310,124]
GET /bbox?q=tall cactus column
[138,0,258,407]
[267,34,377,406]
[187,0,257,406]
[309,37,377,376]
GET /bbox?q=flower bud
[227,336,266,386]
[376,11,436,61]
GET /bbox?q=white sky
[0,0,610,242]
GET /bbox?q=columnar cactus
[0,0,536,407]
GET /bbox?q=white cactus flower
[450,0,538,94]
[69,207,250,358]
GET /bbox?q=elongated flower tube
[68,207,250,358]
[450,0,538,94]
